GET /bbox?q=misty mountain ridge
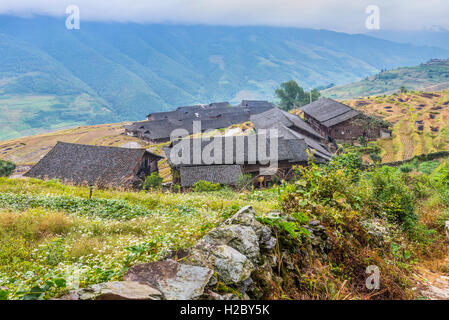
[0,15,448,140]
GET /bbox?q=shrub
[363,167,417,229]
[0,160,15,177]
[279,162,362,216]
[369,152,382,164]
[236,174,253,190]
[192,180,221,192]
[143,172,163,190]
[399,164,413,173]
[327,152,363,178]
[418,160,439,175]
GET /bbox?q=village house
[300,98,391,142]
[164,129,331,187]
[250,107,330,160]
[146,102,232,121]
[125,100,275,143]
[24,142,162,188]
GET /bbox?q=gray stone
[206,290,239,300]
[362,218,389,247]
[62,281,162,300]
[189,242,254,284]
[202,225,260,262]
[309,220,320,226]
[224,206,276,251]
[124,259,212,300]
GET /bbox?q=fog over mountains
[0,15,448,140]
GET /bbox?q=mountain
[322,59,449,99]
[369,29,449,51]
[1,15,449,140]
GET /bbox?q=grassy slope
[0,177,276,299]
[323,60,449,100]
[346,89,449,162]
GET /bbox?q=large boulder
[124,259,212,300]
[189,242,254,285]
[60,281,162,300]
[202,225,260,262]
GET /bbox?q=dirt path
[415,266,449,300]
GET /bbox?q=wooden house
[301,98,391,142]
[24,142,162,188]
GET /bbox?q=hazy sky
[1,0,448,33]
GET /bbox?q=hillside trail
[414,261,449,300]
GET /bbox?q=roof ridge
[317,107,359,123]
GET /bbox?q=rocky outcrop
[59,205,332,300]
[60,281,162,300]
[124,259,213,300]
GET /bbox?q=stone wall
[60,206,330,300]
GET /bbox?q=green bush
[369,152,382,164]
[192,180,221,192]
[399,164,413,173]
[0,160,16,177]
[326,152,363,178]
[418,160,439,175]
[363,167,416,229]
[432,161,449,205]
[236,174,253,190]
[143,172,163,190]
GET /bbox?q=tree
[275,80,320,111]
[399,86,408,94]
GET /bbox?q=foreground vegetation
[0,151,448,300]
[0,178,276,299]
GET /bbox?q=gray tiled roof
[301,98,360,127]
[130,101,276,141]
[164,134,326,169]
[250,107,324,140]
[24,142,161,187]
[268,123,332,160]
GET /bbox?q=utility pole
[310,91,312,104]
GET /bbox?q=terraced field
[346,90,449,162]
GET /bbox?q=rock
[61,281,162,300]
[223,206,277,251]
[238,277,253,294]
[189,242,254,284]
[309,220,320,226]
[206,290,239,300]
[124,259,212,300]
[363,218,389,247]
[202,225,260,262]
